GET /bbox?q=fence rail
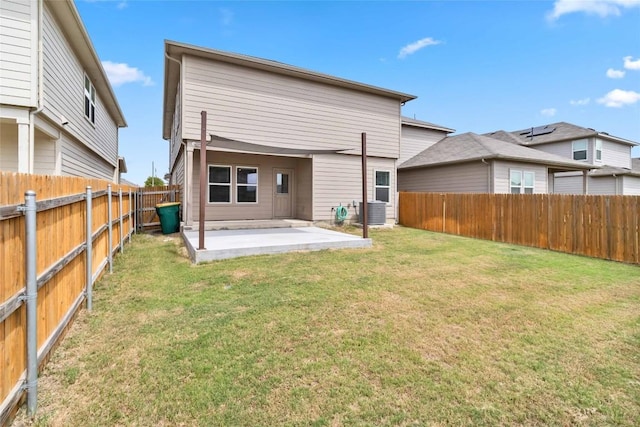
[0,173,136,424]
[399,192,640,264]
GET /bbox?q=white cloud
[101,61,153,87]
[606,68,626,78]
[397,37,442,59]
[570,98,591,106]
[597,89,640,107]
[547,0,640,20]
[623,55,640,70]
[541,108,557,117]
[220,8,234,26]
[116,1,127,10]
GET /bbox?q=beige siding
[398,162,489,193]
[60,133,113,180]
[553,172,583,194]
[192,150,305,221]
[622,176,640,195]
[295,158,312,220]
[33,130,55,174]
[169,81,182,170]
[313,154,396,222]
[588,177,617,195]
[0,121,18,171]
[400,125,447,165]
[41,2,118,167]
[492,161,548,194]
[172,149,185,188]
[531,140,584,162]
[181,56,401,159]
[600,139,632,168]
[0,0,36,107]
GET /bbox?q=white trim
[572,139,587,161]
[83,73,96,126]
[510,169,535,194]
[595,139,603,163]
[207,164,232,204]
[374,169,391,204]
[236,165,259,204]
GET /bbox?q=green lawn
[19,227,640,426]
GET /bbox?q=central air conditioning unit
[359,201,386,225]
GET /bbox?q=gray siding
[532,140,588,162]
[313,155,396,222]
[622,176,640,195]
[400,125,447,165]
[0,0,36,107]
[398,162,489,193]
[600,138,632,168]
[588,177,617,195]
[0,121,18,171]
[33,130,55,174]
[41,2,118,167]
[60,133,113,180]
[553,172,583,194]
[492,161,548,194]
[169,81,182,171]
[181,55,401,159]
[192,151,303,221]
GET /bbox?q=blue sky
[76,0,640,186]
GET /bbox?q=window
[84,74,96,124]
[572,139,587,161]
[375,170,390,203]
[595,139,603,162]
[208,165,231,203]
[276,172,289,194]
[237,167,258,203]
[510,170,534,194]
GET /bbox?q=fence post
[132,188,137,235]
[129,189,133,242]
[85,186,93,311]
[23,190,38,416]
[107,185,113,273]
[119,188,124,254]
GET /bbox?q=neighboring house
[399,116,454,165]
[0,0,127,182]
[398,132,594,194]
[163,40,416,225]
[488,122,639,195]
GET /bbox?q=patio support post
[199,110,207,250]
[361,132,368,239]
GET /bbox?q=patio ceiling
[209,134,351,155]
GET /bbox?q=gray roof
[399,132,596,171]
[401,116,455,133]
[507,122,637,147]
[590,159,640,177]
[483,130,524,145]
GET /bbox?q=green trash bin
[156,202,180,234]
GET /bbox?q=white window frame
[595,139,603,162]
[572,139,587,161]
[374,170,391,204]
[510,170,535,194]
[84,74,96,125]
[236,166,258,204]
[208,164,232,204]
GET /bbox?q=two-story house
[163,40,416,226]
[497,122,640,195]
[0,0,127,182]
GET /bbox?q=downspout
[481,159,492,192]
[164,50,185,219]
[28,0,45,173]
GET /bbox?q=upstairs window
[572,140,587,161]
[510,170,534,194]
[595,139,603,162]
[84,74,96,124]
[375,170,390,203]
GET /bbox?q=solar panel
[519,126,556,138]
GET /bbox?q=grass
[15,226,640,426]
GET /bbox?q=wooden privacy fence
[0,173,135,424]
[136,185,182,231]
[399,192,640,264]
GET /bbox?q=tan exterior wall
[493,161,548,194]
[295,158,313,220]
[0,0,37,107]
[33,129,55,174]
[0,121,19,171]
[398,162,489,193]
[622,176,640,195]
[59,132,113,180]
[180,55,401,159]
[399,125,447,165]
[600,138,632,168]
[553,172,583,194]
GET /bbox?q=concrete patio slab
[182,226,372,263]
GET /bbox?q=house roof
[163,40,418,139]
[401,116,455,133]
[399,132,597,171]
[589,158,640,177]
[47,0,126,127]
[506,122,637,147]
